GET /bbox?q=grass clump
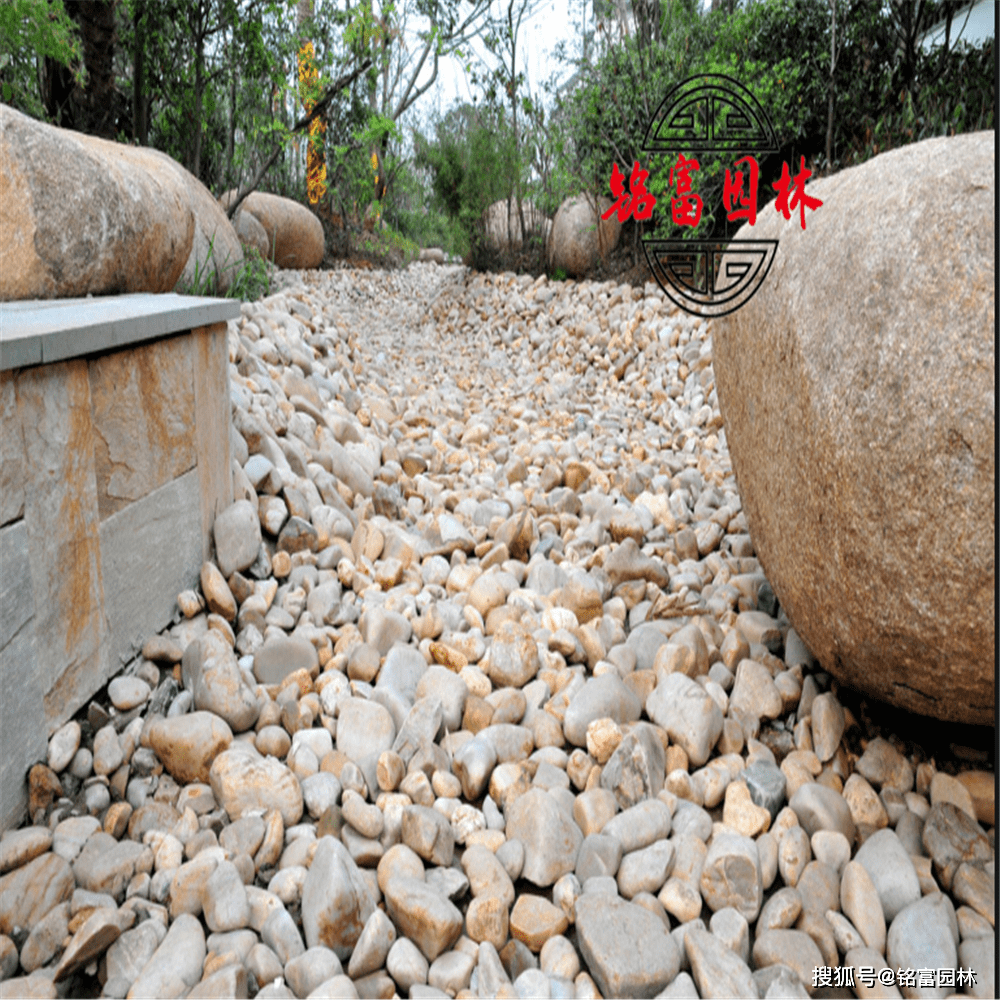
[175,232,274,302]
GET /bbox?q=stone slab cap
[0,293,239,371]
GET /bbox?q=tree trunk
[225,60,236,187]
[41,55,76,127]
[297,0,327,204]
[826,0,836,168]
[193,12,205,180]
[69,0,117,139]
[132,4,148,144]
[507,1,526,252]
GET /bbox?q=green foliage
[394,207,468,257]
[0,0,82,116]
[414,102,529,267]
[546,0,994,259]
[353,221,421,270]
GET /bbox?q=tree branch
[225,57,372,220]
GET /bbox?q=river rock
[505,788,583,887]
[209,748,304,826]
[885,892,959,994]
[183,631,261,733]
[575,893,680,998]
[0,852,73,935]
[854,828,921,921]
[684,927,758,999]
[148,712,233,784]
[127,912,206,998]
[213,500,263,579]
[700,832,763,922]
[646,672,723,767]
[564,673,642,747]
[301,837,376,960]
[383,877,463,963]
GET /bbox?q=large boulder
[482,199,550,251]
[159,153,244,294]
[547,194,621,278]
[233,208,270,258]
[0,105,194,300]
[713,132,994,724]
[219,190,324,269]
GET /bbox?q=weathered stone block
[100,471,203,670]
[90,333,196,519]
[0,372,25,526]
[15,359,110,725]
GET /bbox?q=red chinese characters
[605,154,822,230]
[669,153,702,227]
[602,160,657,223]
[772,155,824,230]
[723,155,759,226]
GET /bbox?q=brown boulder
[154,153,244,294]
[418,247,446,264]
[219,190,324,269]
[482,199,550,250]
[713,132,994,724]
[547,194,621,277]
[0,105,194,300]
[233,208,270,258]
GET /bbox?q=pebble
[854,828,922,921]
[575,893,680,997]
[885,892,959,990]
[789,781,857,843]
[505,789,582,887]
[646,672,723,767]
[855,736,914,793]
[209,748,304,826]
[840,860,887,953]
[700,831,763,921]
[0,263,991,999]
[752,929,824,994]
[921,801,992,891]
[46,722,81,774]
[685,927,757,998]
[509,894,569,952]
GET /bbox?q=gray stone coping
[0,293,241,371]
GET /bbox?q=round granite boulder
[712,132,994,724]
[154,150,244,294]
[232,208,270,258]
[0,105,194,300]
[546,194,621,278]
[219,190,324,269]
[482,199,550,251]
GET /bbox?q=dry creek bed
[0,261,994,1000]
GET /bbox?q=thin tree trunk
[826,0,836,168]
[224,17,236,187]
[191,0,205,179]
[132,4,147,143]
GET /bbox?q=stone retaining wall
[0,294,239,829]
